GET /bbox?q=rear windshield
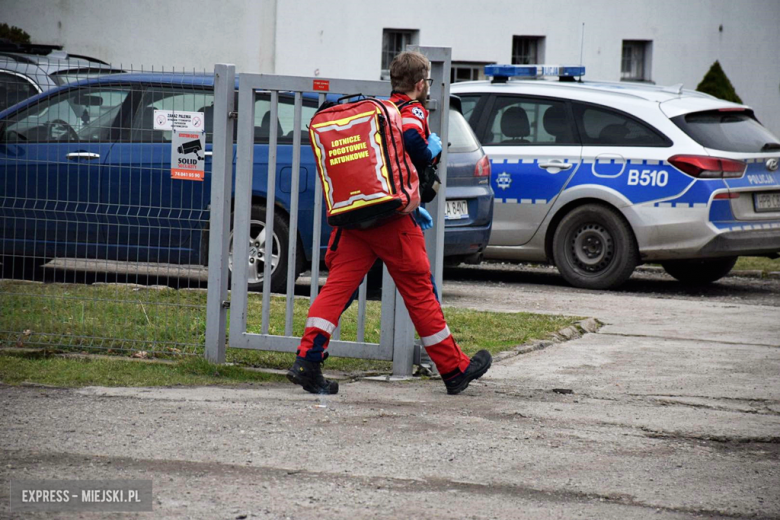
[672,110,780,153]
[448,109,480,153]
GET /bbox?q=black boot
[286,357,339,395]
[443,350,492,395]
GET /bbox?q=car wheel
[228,204,299,293]
[443,256,464,268]
[661,257,737,285]
[553,204,638,290]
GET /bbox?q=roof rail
[0,39,64,55]
[66,53,109,65]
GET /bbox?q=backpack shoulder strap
[394,99,416,111]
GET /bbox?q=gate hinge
[221,300,231,309]
[228,111,238,119]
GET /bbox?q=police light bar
[485,64,586,83]
[484,64,538,79]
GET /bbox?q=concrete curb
[492,317,602,364]
[3,316,606,382]
[363,318,604,382]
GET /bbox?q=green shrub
[696,61,743,104]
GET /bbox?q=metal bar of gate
[227,71,257,344]
[261,92,279,334]
[408,46,451,372]
[204,63,235,363]
[411,45,451,295]
[309,92,326,303]
[285,92,303,335]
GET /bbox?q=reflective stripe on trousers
[297,215,471,375]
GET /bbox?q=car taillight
[475,155,491,177]
[668,155,746,179]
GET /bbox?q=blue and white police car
[451,65,780,289]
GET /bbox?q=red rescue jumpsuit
[296,94,472,379]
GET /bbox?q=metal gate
[204,47,452,376]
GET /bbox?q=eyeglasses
[425,78,434,85]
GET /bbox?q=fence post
[205,63,236,363]
[391,46,451,377]
[412,46,451,294]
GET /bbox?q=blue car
[0,73,493,291]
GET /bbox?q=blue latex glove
[417,207,433,230]
[426,133,442,158]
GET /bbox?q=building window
[451,62,491,83]
[381,29,419,80]
[511,36,545,65]
[621,40,653,82]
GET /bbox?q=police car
[451,65,780,289]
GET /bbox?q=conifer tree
[0,24,31,45]
[696,61,743,104]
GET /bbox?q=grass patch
[734,256,779,273]
[0,353,285,388]
[0,281,207,354]
[0,280,581,376]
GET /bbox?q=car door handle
[539,160,572,171]
[66,152,100,160]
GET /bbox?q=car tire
[661,257,737,285]
[229,203,300,293]
[553,204,638,290]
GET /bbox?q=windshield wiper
[761,142,780,151]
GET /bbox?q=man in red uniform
[287,51,491,395]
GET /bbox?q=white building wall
[2,0,779,134]
[275,0,780,134]
[0,0,277,73]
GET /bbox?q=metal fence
[1,46,452,375]
[0,57,215,357]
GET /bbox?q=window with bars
[450,62,490,83]
[380,29,418,80]
[511,36,545,65]
[621,40,653,82]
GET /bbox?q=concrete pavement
[1,281,779,519]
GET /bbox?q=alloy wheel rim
[229,219,281,284]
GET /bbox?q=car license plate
[445,200,469,220]
[754,192,780,212]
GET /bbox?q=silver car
[0,45,121,112]
[452,65,780,289]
